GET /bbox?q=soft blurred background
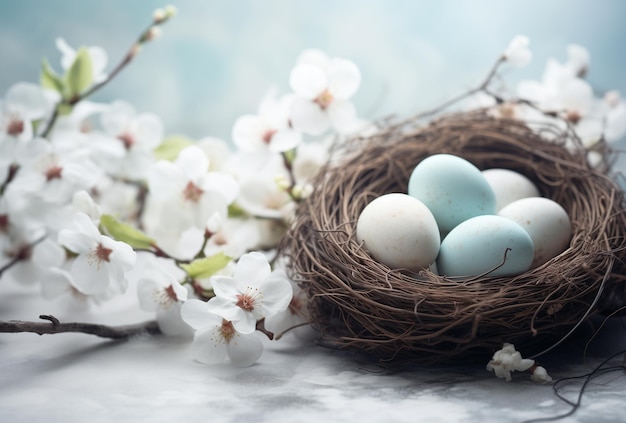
[1,0,625,142]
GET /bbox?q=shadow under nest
[280,110,626,365]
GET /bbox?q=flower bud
[153,8,166,23]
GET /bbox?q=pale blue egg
[437,215,534,277]
[408,154,496,234]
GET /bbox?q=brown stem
[0,314,160,339]
[273,321,311,341]
[255,318,274,340]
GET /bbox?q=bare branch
[0,314,161,339]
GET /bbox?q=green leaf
[227,203,248,218]
[180,252,231,279]
[153,135,194,161]
[40,58,64,93]
[282,147,297,164]
[63,47,93,100]
[99,214,156,249]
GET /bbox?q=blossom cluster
[1,7,625,373]
[1,8,361,367]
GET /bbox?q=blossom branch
[0,314,160,339]
[39,7,176,139]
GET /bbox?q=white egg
[356,193,440,270]
[482,168,540,211]
[437,215,534,277]
[498,197,572,268]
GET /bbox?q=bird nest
[281,110,626,364]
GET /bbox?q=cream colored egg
[498,197,572,268]
[482,168,540,211]
[356,193,440,270]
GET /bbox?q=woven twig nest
[282,110,626,364]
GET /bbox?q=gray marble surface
[1,283,625,423]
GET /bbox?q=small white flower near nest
[487,343,552,383]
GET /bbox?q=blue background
[1,0,625,142]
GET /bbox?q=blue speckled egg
[437,215,534,277]
[408,154,496,234]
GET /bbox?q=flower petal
[268,129,302,153]
[148,160,185,198]
[180,298,214,330]
[256,269,293,317]
[232,114,266,152]
[289,64,327,100]
[233,252,271,286]
[327,100,359,134]
[133,113,164,150]
[201,172,239,204]
[230,311,257,335]
[226,332,263,367]
[101,100,134,136]
[206,295,245,323]
[327,58,361,100]
[295,49,331,68]
[69,253,110,295]
[290,97,330,135]
[192,327,228,364]
[211,276,240,300]
[176,145,209,180]
[137,278,160,311]
[6,82,50,120]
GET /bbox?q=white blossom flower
[181,299,263,367]
[289,49,361,135]
[8,138,101,205]
[147,145,239,233]
[503,35,532,68]
[518,58,594,119]
[486,343,535,382]
[56,37,108,84]
[58,212,136,296]
[93,100,164,180]
[235,153,292,220]
[232,88,302,153]
[206,252,293,334]
[137,259,192,337]
[0,82,51,143]
[202,215,262,260]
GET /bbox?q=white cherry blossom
[232,88,302,153]
[289,49,361,135]
[93,100,164,180]
[137,258,192,337]
[58,212,136,296]
[8,138,101,205]
[486,343,535,382]
[181,299,263,367]
[147,145,239,233]
[0,82,51,143]
[206,251,293,334]
[503,35,532,68]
